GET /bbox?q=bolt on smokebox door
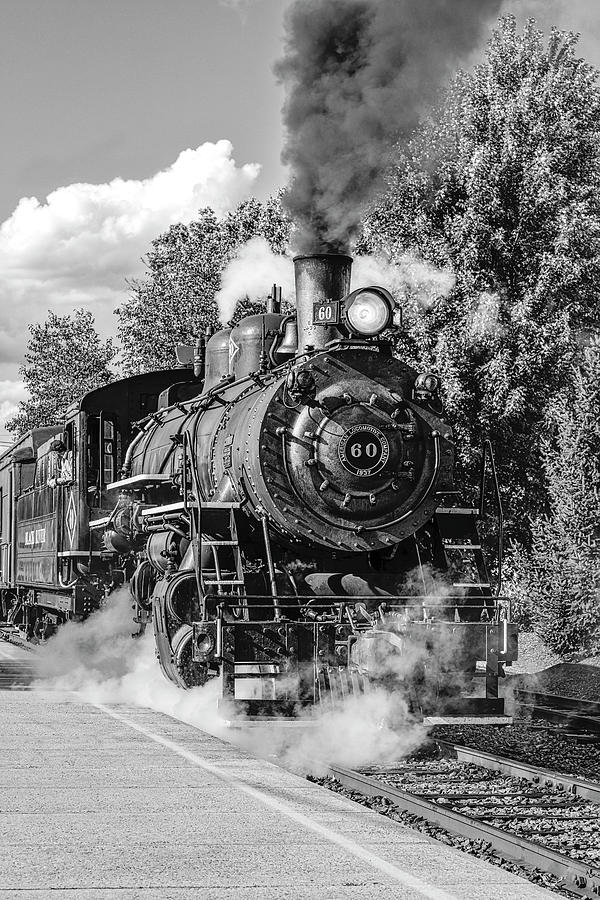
[293,253,352,354]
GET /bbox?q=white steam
[35,594,425,768]
[34,566,475,777]
[33,590,428,771]
[237,688,424,775]
[215,241,456,326]
[215,237,294,324]
[352,253,456,309]
[35,591,229,739]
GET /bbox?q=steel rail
[516,690,600,734]
[433,742,600,804]
[521,707,600,734]
[0,626,38,688]
[517,689,600,716]
[0,625,37,653]
[0,660,36,688]
[325,762,600,898]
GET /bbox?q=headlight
[342,287,395,336]
[196,633,215,659]
[415,373,440,394]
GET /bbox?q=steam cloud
[215,239,456,325]
[33,569,475,774]
[352,253,456,309]
[35,591,229,738]
[34,595,428,770]
[215,237,295,324]
[34,595,424,768]
[275,0,504,253]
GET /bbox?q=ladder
[435,507,493,613]
[434,440,504,608]
[196,502,245,617]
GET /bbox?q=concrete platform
[0,639,32,661]
[0,689,557,899]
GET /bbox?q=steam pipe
[267,284,282,315]
[193,335,206,378]
[293,253,352,354]
[120,422,150,479]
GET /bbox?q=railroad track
[324,743,600,898]
[0,659,36,689]
[516,689,600,738]
[0,625,37,689]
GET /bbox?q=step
[141,501,188,517]
[107,473,172,491]
[203,580,245,586]
[453,582,491,589]
[203,541,239,547]
[200,502,242,509]
[443,543,482,550]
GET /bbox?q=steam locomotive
[0,253,517,721]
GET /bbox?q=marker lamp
[342,287,395,336]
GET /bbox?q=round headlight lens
[196,633,215,658]
[345,290,392,336]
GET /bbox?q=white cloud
[0,140,261,380]
[0,380,28,441]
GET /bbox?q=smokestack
[294,253,352,354]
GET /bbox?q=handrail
[203,594,508,607]
[183,431,205,617]
[260,515,280,620]
[479,439,504,596]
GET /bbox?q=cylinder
[293,254,352,354]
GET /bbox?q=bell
[273,317,298,361]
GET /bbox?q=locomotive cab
[0,367,203,638]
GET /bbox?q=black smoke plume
[275,0,503,252]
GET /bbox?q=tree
[359,17,600,543]
[117,196,290,374]
[5,309,116,437]
[508,340,600,654]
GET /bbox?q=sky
[1,0,600,443]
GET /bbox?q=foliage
[507,340,600,654]
[5,309,116,437]
[359,17,600,544]
[116,196,290,374]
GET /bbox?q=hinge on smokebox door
[222,435,234,471]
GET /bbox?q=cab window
[87,415,120,505]
[34,454,49,488]
[102,419,117,486]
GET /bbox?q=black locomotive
[0,253,517,721]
